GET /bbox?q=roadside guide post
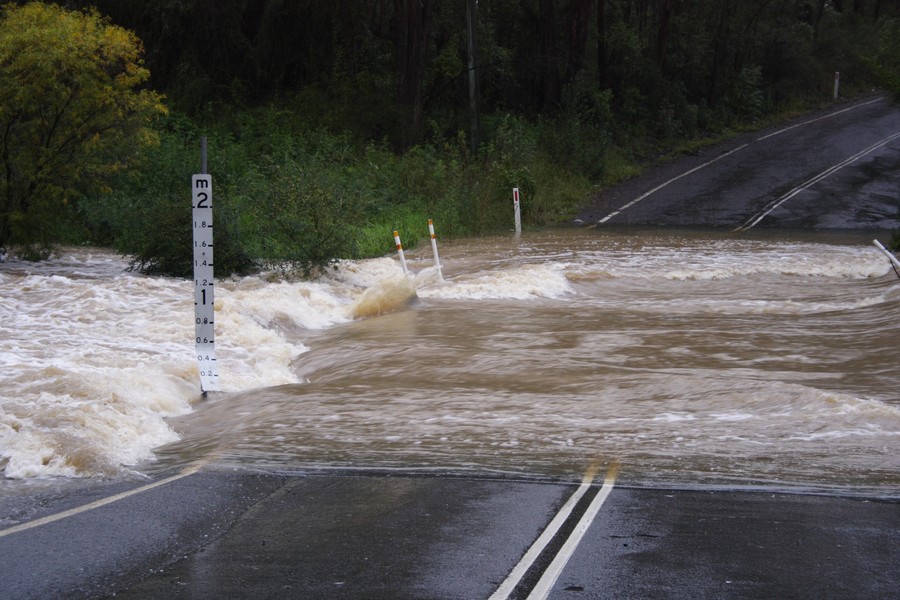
[428,219,443,281]
[513,187,522,236]
[873,239,900,279]
[394,230,409,274]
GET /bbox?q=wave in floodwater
[1,229,899,497]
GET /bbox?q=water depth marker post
[193,137,220,392]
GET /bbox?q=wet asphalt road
[2,97,900,599]
[1,471,898,599]
[577,95,900,232]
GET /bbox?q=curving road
[578,95,900,231]
[1,97,899,599]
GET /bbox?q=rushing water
[1,228,899,497]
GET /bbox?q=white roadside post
[873,239,900,278]
[192,138,220,392]
[834,71,840,100]
[428,219,443,281]
[513,187,522,236]
[393,230,409,274]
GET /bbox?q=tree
[394,0,433,148]
[0,2,166,257]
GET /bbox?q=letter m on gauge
[192,174,219,391]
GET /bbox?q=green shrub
[246,160,368,275]
[871,18,900,100]
[77,107,597,276]
[79,116,256,277]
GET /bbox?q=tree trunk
[656,0,675,67]
[538,0,560,109]
[597,0,608,88]
[466,0,480,152]
[566,0,593,85]
[394,0,432,148]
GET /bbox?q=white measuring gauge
[192,174,220,392]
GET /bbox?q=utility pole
[466,0,480,153]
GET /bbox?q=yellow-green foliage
[0,2,166,256]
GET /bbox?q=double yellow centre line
[490,461,619,600]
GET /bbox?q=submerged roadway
[1,96,899,599]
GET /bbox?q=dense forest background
[71,0,900,143]
[27,1,900,273]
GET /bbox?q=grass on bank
[73,88,899,278]
[76,107,599,278]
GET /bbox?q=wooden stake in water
[393,230,409,274]
[513,187,522,236]
[192,142,219,392]
[428,219,444,281]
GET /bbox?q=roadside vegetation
[2,1,900,275]
[0,2,165,260]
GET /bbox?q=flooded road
[2,228,899,497]
[149,229,900,495]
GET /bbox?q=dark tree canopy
[55,0,900,148]
[4,0,892,275]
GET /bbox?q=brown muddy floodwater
[2,228,899,497]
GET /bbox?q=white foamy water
[2,229,899,497]
[0,249,404,481]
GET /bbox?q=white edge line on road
[0,464,201,539]
[736,131,900,232]
[756,97,882,141]
[596,96,883,225]
[525,468,618,600]
[490,464,617,600]
[596,144,748,224]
